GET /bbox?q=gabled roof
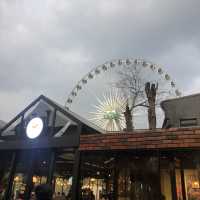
[41,95,104,133]
[0,95,104,136]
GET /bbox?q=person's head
[35,184,53,200]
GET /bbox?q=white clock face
[26,117,44,139]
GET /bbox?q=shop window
[180,118,197,127]
[31,150,51,188]
[11,150,51,199]
[184,169,200,200]
[118,166,131,199]
[118,156,160,200]
[1,117,22,136]
[160,169,172,200]
[11,152,30,199]
[80,153,161,200]
[160,156,173,200]
[82,178,106,200]
[53,151,75,199]
[80,152,115,200]
[177,152,200,200]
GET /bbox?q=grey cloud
[1,0,200,122]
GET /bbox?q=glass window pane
[1,117,22,136]
[184,169,200,200]
[160,169,172,200]
[118,156,159,200]
[160,156,172,200]
[32,150,51,187]
[53,151,75,199]
[80,152,114,200]
[180,152,200,200]
[12,151,30,199]
[0,151,13,200]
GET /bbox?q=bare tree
[115,63,169,131]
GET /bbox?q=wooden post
[4,152,18,200]
[158,151,162,199]
[180,160,186,200]
[50,108,57,136]
[113,159,119,200]
[170,158,178,200]
[24,152,35,200]
[47,151,56,185]
[72,150,81,200]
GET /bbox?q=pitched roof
[40,95,104,133]
[0,95,104,135]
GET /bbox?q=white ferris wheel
[65,58,181,132]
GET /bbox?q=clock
[26,117,44,139]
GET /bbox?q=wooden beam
[0,134,79,150]
[47,151,56,184]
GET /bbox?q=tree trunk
[124,102,134,131]
[148,100,156,130]
[145,82,158,130]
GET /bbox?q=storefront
[79,129,200,200]
[1,95,200,200]
[0,95,102,200]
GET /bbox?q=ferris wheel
[65,58,181,132]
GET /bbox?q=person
[35,184,53,200]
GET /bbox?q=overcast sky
[0,0,200,122]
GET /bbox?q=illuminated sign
[26,117,43,139]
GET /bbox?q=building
[0,95,102,200]
[161,93,200,128]
[0,94,200,200]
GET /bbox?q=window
[53,151,75,198]
[180,118,197,127]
